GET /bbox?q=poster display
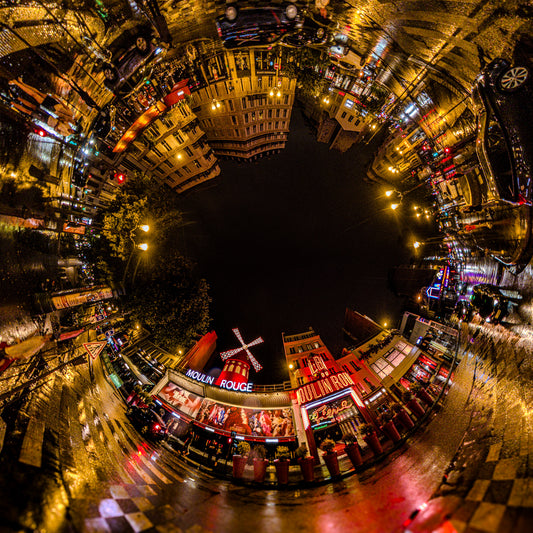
[51,287,113,310]
[158,381,204,418]
[158,381,295,437]
[197,400,295,437]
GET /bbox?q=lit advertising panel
[158,381,296,437]
[51,287,113,310]
[196,400,295,437]
[158,381,204,418]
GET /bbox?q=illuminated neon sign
[308,398,352,427]
[185,368,253,392]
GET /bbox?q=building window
[348,115,354,122]
[371,358,394,379]
[385,349,405,366]
[185,146,193,157]
[341,111,347,119]
[351,360,361,372]
[161,140,172,151]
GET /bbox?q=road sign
[83,341,107,360]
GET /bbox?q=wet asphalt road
[1,317,532,532]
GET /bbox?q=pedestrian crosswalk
[0,354,195,532]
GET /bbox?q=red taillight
[154,424,161,430]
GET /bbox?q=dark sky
[177,108,412,384]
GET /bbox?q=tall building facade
[190,48,297,161]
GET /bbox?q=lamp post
[122,225,150,285]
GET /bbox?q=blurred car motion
[216,4,301,48]
[126,405,168,441]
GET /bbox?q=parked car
[470,283,513,323]
[101,23,160,92]
[328,34,365,71]
[280,14,330,47]
[126,405,168,441]
[472,58,533,205]
[216,4,301,48]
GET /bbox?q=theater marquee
[296,372,355,405]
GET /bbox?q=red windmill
[214,328,263,386]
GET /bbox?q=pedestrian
[214,443,223,468]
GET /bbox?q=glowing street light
[137,243,148,251]
[391,203,400,210]
[139,224,150,233]
[413,241,421,249]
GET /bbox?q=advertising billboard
[158,381,295,437]
[158,381,204,418]
[196,400,295,437]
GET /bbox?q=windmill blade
[246,336,264,348]
[232,328,244,345]
[246,350,263,372]
[220,347,243,359]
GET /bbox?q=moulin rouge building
[146,321,384,462]
[141,310,455,461]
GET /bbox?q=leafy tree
[125,250,211,352]
[96,172,211,351]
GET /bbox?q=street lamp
[391,203,400,210]
[122,224,151,284]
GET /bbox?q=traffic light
[114,171,126,184]
[34,128,47,137]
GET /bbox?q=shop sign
[186,368,215,385]
[296,372,354,404]
[308,397,353,427]
[185,368,254,392]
